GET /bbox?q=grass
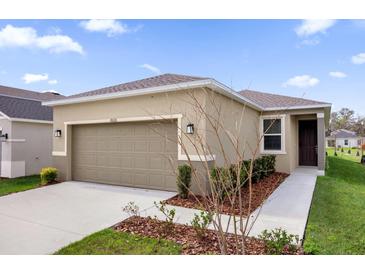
[55,229,182,255]
[304,156,365,254]
[0,175,41,197]
[326,147,363,163]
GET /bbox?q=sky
[0,19,364,115]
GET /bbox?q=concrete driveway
[0,181,175,255]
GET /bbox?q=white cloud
[351,53,365,64]
[80,19,137,37]
[329,71,347,78]
[0,24,84,54]
[295,20,336,37]
[283,75,319,88]
[48,79,58,85]
[22,73,49,84]
[36,35,83,54]
[139,64,161,74]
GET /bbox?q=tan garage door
[72,120,178,191]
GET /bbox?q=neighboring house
[44,74,331,194]
[0,85,64,178]
[326,129,364,148]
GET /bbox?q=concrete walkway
[144,167,318,240]
[0,182,175,254]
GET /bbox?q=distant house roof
[0,84,64,121]
[330,129,359,139]
[67,73,209,99]
[0,84,64,101]
[0,95,53,121]
[239,89,330,109]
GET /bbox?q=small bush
[40,167,58,185]
[230,162,248,187]
[122,201,140,217]
[176,165,192,199]
[248,155,276,183]
[154,201,176,236]
[348,149,352,154]
[211,155,277,195]
[259,228,299,255]
[191,211,213,239]
[210,167,235,201]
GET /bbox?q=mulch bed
[165,172,289,216]
[115,216,267,255]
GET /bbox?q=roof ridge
[67,73,210,99]
[240,89,330,105]
[241,89,329,103]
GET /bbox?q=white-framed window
[260,115,286,154]
[344,139,349,146]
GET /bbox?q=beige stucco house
[44,74,331,194]
[0,85,63,178]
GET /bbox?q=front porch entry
[299,120,318,166]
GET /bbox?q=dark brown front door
[299,120,318,166]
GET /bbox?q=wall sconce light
[186,123,194,134]
[54,129,62,137]
[0,133,8,141]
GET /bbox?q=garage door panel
[134,141,148,152]
[150,157,164,170]
[72,120,178,191]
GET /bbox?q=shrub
[191,211,213,239]
[176,165,192,199]
[210,167,235,201]
[259,228,299,255]
[210,155,277,196]
[249,155,276,183]
[253,157,265,181]
[230,162,248,187]
[122,201,140,217]
[264,155,276,175]
[154,201,176,236]
[40,167,58,185]
[348,149,352,154]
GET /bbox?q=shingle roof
[68,73,209,99]
[330,129,358,139]
[0,95,53,121]
[239,89,330,109]
[0,84,64,101]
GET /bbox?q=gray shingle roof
[330,129,358,139]
[68,73,209,99]
[0,84,64,101]
[0,95,53,121]
[240,89,330,109]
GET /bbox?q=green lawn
[326,147,363,163]
[304,156,365,254]
[0,175,41,197]
[55,229,182,255]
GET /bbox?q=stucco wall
[11,121,53,176]
[205,89,261,166]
